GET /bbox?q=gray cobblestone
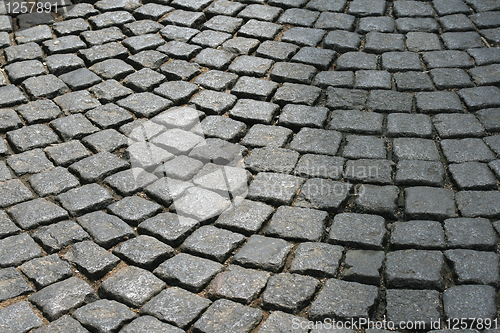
[1,0,500,327]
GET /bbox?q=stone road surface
[1,0,500,332]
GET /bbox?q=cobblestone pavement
[1,0,500,332]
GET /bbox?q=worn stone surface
[141,287,211,328]
[1,0,500,328]
[233,235,293,272]
[310,279,378,320]
[208,265,270,304]
[29,277,97,320]
[154,253,222,292]
[193,299,263,333]
[100,266,166,307]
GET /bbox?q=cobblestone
[1,0,499,328]
[29,277,97,320]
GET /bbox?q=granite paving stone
[17,100,62,125]
[443,285,497,320]
[72,299,137,333]
[405,186,456,220]
[63,240,120,278]
[76,211,134,248]
[107,196,161,224]
[328,213,386,249]
[215,199,274,234]
[7,148,54,176]
[1,0,500,328]
[82,129,128,153]
[138,212,199,246]
[7,198,68,230]
[233,234,293,272]
[0,211,19,239]
[309,279,378,320]
[44,140,91,166]
[0,233,42,267]
[7,124,59,152]
[386,249,445,290]
[444,217,497,250]
[19,254,72,289]
[342,250,385,285]
[0,179,35,208]
[53,91,101,114]
[29,166,79,197]
[153,253,223,292]
[257,311,309,333]
[69,151,129,183]
[294,154,345,179]
[290,242,343,277]
[193,298,263,333]
[100,266,166,307]
[390,220,446,249]
[445,249,499,285]
[0,108,22,132]
[141,287,211,328]
[29,276,97,320]
[113,235,173,269]
[295,178,353,211]
[32,220,90,253]
[456,191,500,218]
[119,316,184,333]
[0,267,33,302]
[0,301,43,333]
[265,206,328,242]
[354,184,399,218]
[56,184,114,216]
[386,289,440,329]
[31,316,90,333]
[262,273,319,312]
[181,225,245,262]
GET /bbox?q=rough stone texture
[193,299,263,333]
[390,220,446,249]
[63,241,120,278]
[29,277,97,320]
[290,242,343,277]
[328,213,386,249]
[386,289,441,328]
[444,218,497,250]
[0,267,33,302]
[405,187,456,220]
[342,250,385,285]
[72,299,137,333]
[262,273,319,312]
[443,285,497,320]
[0,233,42,267]
[310,279,378,320]
[1,0,500,328]
[19,254,72,289]
[153,253,223,292]
[0,301,43,333]
[208,265,270,304]
[385,250,445,290]
[100,266,166,307]
[141,287,211,328]
[233,235,293,272]
[265,206,328,241]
